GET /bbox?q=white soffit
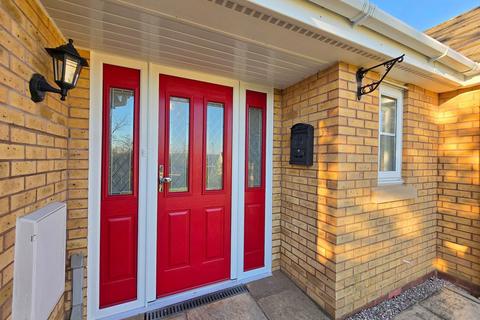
[41,0,462,91]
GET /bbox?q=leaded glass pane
[206,102,224,190]
[108,88,134,195]
[248,107,262,187]
[169,97,190,192]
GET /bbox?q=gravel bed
[346,277,447,320]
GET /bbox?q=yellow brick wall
[278,64,341,316]
[436,86,480,286]
[272,89,282,269]
[65,49,90,317]
[276,63,442,319]
[333,81,439,318]
[0,0,89,318]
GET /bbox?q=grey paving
[257,288,330,320]
[246,270,298,300]
[420,287,480,320]
[393,305,442,320]
[164,314,188,320]
[123,272,480,320]
[187,293,267,320]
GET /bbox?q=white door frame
[88,51,274,320]
[87,51,149,320]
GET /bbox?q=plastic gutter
[308,0,480,79]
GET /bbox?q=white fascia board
[309,0,479,74]
[246,0,474,85]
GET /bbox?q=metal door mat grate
[145,285,248,319]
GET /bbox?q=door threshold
[99,271,271,320]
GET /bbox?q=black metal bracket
[29,73,64,102]
[356,54,405,100]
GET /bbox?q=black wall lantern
[30,39,88,102]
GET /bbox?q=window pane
[206,103,224,190]
[381,96,397,134]
[248,107,262,187]
[380,135,396,171]
[169,97,190,192]
[109,88,135,195]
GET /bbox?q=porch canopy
[41,0,480,91]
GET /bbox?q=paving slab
[163,313,187,320]
[247,271,299,300]
[257,288,330,320]
[420,287,480,320]
[187,293,267,320]
[393,305,442,320]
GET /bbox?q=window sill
[371,184,417,204]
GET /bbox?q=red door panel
[244,90,267,271]
[100,64,140,307]
[167,210,190,267]
[205,207,226,260]
[157,75,232,297]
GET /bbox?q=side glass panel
[206,102,224,190]
[64,55,78,84]
[169,97,190,192]
[379,95,397,171]
[247,107,263,188]
[108,88,135,195]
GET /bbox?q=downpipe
[70,254,84,320]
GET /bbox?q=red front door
[100,64,140,308]
[244,90,267,271]
[156,75,232,297]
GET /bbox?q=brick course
[0,0,89,318]
[436,86,480,287]
[279,64,341,316]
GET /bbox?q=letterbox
[290,123,314,166]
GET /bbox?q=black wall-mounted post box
[289,123,314,166]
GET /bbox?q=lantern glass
[53,54,64,83]
[64,54,80,86]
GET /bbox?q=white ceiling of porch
[41,0,458,91]
[41,0,328,88]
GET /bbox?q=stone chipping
[347,277,447,320]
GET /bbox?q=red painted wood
[244,90,267,271]
[99,64,140,308]
[157,75,232,297]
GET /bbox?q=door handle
[158,165,172,192]
[159,177,172,184]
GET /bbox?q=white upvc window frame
[378,85,404,185]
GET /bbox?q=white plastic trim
[307,0,480,77]
[350,0,376,27]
